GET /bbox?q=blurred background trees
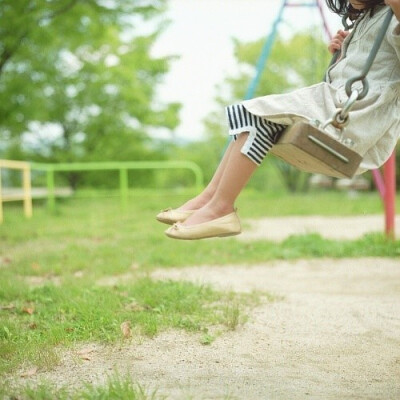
[174,32,331,192]
[0,0,180,187]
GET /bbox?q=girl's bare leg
[177,138,237,211]
[182,132,257,226]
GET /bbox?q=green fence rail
[31,160,204,211]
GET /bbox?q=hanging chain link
[324,8,394,131]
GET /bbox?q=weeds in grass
[199,333,215,345]
[1,374,163,400]
[223,303,242,331]
[80,375,161,400]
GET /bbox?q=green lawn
[0,188,399,397]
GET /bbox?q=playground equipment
[245,0,397,239]
[0,160,203,222]
[271,8,394,179]
[0,160,32,223]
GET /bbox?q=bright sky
[151,0,341,142]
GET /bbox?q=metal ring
[333,109,350,128]
[321,109,349,131]
[345,76,369,99]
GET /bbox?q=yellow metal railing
[0,160,33,223]
[0,159,204,223]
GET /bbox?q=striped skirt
[226,104,287,165]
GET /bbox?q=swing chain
[336,88,359,127]
[344,8,393,99]
[341,14,355,31]
[323,8,394,131]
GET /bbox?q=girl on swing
[157,0,400,240]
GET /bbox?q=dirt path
[149,258,400,399]
[19,256,400,399]
[11,216,400,399]
[239,215,400,241]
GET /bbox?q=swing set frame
[246,0,397,239]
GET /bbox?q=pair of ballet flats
[156,208,241,240]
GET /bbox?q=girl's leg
[164,105,287,237]
[177,137,239,211]
[182,132,257,226]
[175,104,285,214]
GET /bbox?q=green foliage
[0,0,180,187]
[232,31,331,97]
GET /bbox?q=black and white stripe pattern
[226,104,287,165]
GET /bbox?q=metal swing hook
[322,89,359,131]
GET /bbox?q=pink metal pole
[372,169,386,199]
[384,152,396,239]
[316,0,333,40]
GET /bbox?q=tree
[0,0,180,188]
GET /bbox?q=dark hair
[325,0,385,18]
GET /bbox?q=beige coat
[243,6,400,172]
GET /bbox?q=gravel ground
[11,216,400,399]
[14,257,400,400]
[238,215,400,241]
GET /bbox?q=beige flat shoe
[165,211,241,240]
[156,208,195,225]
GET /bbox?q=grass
[0,275,259,374]
[0,373,239,399]
[0,187,399,396]
[0,374,164,399]
[1,189,399,274]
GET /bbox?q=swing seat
[270,121,362,178]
